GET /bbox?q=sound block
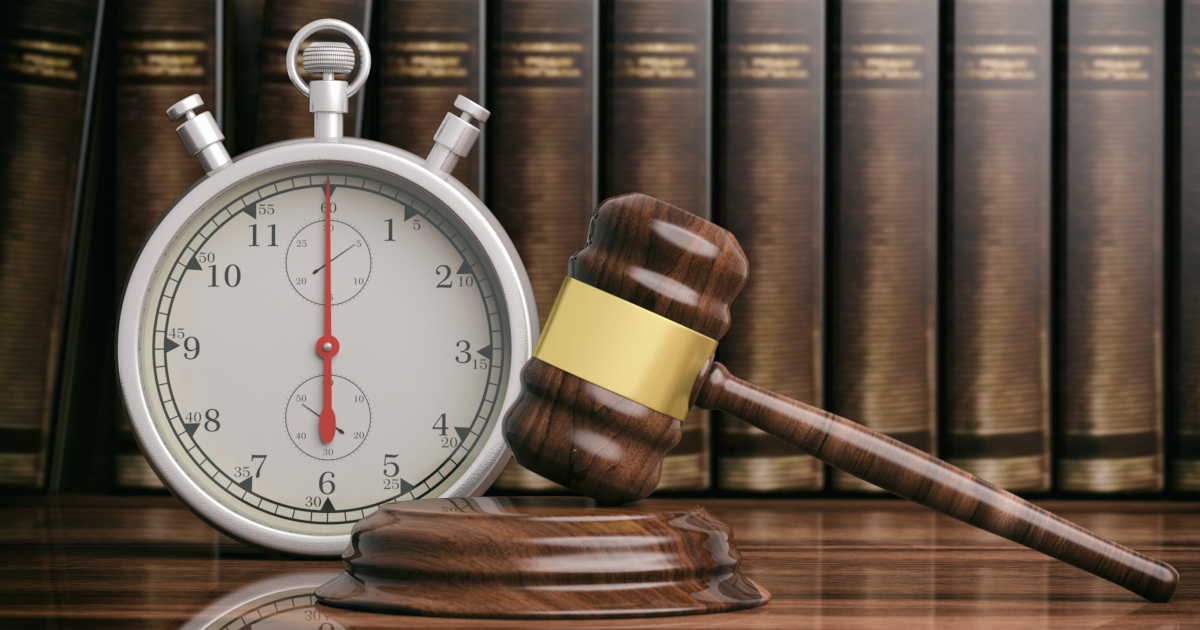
[315,496,770,619]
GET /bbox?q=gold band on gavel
[532,277,719,421]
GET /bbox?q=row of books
[2,0,1197,496]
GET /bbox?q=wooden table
[0,495,1196,628]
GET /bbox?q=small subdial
[285,375,371,460]
[285,219,372,305]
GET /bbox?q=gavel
[503,193,1179,603]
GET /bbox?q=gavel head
[502,194,748,503]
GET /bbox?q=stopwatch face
[131,161,518,543]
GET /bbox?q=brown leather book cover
[1176,0,1200,493]
[0,0,102,489]
[1058,0,1164,493]
[378,0,484,195]
[828,0,939,492]
[486,0,598,493]
[255,0,370,145]
[942,0,1051,492]
[227,0,267,154]
[114,0,220,489]
[715,0,824,493]
[604,0,712,492]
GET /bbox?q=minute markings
[154,172,498,522]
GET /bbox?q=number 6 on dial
[117,19,535,557]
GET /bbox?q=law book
[48,1,120,493]
[1057,0,1164,493]
[377,0,484,196]
[486,0,598,493]
[226,0,266,154]
[255,0,371,146]
[604,0,713,492]
[0,0,104,490]
[714,0,824,493]
[1172,0,1199,493]
[113,0,222,490]
[941,0,1051,492]
[827,0,939,492]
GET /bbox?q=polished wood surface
[503,194,1177,600]
[316,497,768,618]
[0,495,1195,628]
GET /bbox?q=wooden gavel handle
[695,362,1179,602]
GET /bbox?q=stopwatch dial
[284,219,372,305]
[137,165,509,536]
[285,375,371,460]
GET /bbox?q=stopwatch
[176,571,343,630]
[117,20,536,556]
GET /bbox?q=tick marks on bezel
[144,169,510,527]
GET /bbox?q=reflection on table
[0,495,1193,628]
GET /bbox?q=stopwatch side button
[166,94,205,122]
[166,94,231,174]
[425,95,491,178]
[453,94,490,124]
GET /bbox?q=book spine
[604,0,713,492]
[114,0,221,489]
[942,0,1052,492]
[1174,0,1200,494]
[828,0,939,492]
[486,0,598,493]
[715,0,825,492]
[48,0,115,492]
[1057,0,1164,493]
[226,0,267,155]
[1177,0,1200,493]
[255,0,371,146]
[0,0,102,489]
[378,0,484,195]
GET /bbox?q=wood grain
[697,363,1179,602]
[502,194,1178,601]
[0,495,1195,628]
[315,497,768,618]
[503,358,682,504]
[503,193,747,503]
[568,193,748,339]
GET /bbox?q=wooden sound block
[315,497,770,619]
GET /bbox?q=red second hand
[316,178,338,444]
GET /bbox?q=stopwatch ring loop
[286,19,372,99]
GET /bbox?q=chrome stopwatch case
[117,20,537,557]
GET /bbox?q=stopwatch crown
[285,20,371,141]
[303,42,355,76]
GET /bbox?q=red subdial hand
[316,178,339,444]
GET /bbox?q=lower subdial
[285,375,371,460]
[285,219,372,305]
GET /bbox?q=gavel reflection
[503,193,1178,603]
